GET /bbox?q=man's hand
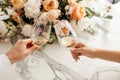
[6,39,39,64]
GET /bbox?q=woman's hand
[71,43,96,61]
[6,39,39,64]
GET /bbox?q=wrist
[92,48,105,58]
[6,51,16,64]
[90,48,99,58]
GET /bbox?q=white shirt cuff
[0,54,12,71]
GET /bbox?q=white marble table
[0,2,120,80]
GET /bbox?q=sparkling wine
[61,37,76,47]
[31,20,51,46]
[32,36,47,45]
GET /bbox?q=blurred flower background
[0,0,112,44]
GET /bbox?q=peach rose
[47,9,61,21]
[43,0,59,11]
[68,0,77,7]
[12,11,21,23]
[11,0,26,9]
[71,4,85,20]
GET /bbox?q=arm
[0,39,39,72]
[92,49,120,63]
[71,43,120,63]
[6,39,39,64]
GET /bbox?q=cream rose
[11,0,26,9]
[43,0,59,11]
[47,9,61,21]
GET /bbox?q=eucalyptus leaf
[85,7,100,18]
[104,15,113,19]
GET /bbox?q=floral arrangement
[0,0,112,44]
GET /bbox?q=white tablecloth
[0,2,120,80]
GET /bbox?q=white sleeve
[0,54,12,72]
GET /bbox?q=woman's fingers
[74,42,85,48]
[70,48,83,62]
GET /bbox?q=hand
[70,43,96,62]
[6,39,39,64]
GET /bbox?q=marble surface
[0,2,120,80]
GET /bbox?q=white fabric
[0,54,11,72]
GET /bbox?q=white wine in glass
[26,19,51,67]
[32,21,51,46]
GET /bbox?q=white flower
[6,7,14,15]
[22,24,34,37]
[0,8,10,20]
[65,5,73,15]
[80,0,96,8]
[24,0,42,18]
[0,21,8,37]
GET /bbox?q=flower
[0,0,112,44]
[43,0,59,11]
[38,12,48,24]
[22,24,34,37]
[11,0,26,10]
[24,0,41,18]
[12,11,21,23]
[67,0,77,7]
[47,9,61,21]
[54,20,70,37]
[0,21,8,37]
[0,8,10,20]
[71,4,86,20]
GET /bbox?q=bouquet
[0,0,112,45]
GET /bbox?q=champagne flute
[32,21,51,47]
[61,36,91,67]
[25,18,51,67]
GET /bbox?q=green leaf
[85,7,100,18]
[104,15,113,19]
[76,0,82,3]
[84,26,95,35]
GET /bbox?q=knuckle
[18,39,23,43]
